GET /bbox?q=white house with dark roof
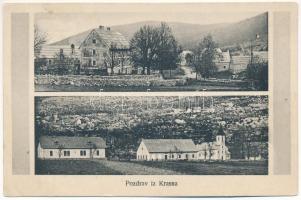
[37,136,106,159]
[136,139,199,161]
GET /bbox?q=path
[95,160,182,175]
[180,65,196,79]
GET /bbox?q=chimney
[99,25,104,30]
[107,27,111,31]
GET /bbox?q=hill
[111,13,268,50]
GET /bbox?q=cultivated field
[36,159,268,175]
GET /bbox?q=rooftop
[39,136,106,149]
[142,139,198,153]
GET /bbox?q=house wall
[37,144,105,159]
[136,141,150,160]
[215,62,231,72]
[80,30,109,70]
[80,30,131,74]
[136,142,198,161]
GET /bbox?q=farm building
[136,139,199,161]
[196,128,231,160]
[214,48,231,72]
[230,55,251,74]
[37,136,106,159]
[36,25,131,75]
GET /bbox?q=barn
[136,139,199,161]
[37,136,106,159]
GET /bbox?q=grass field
[36,159,122,175]
[132,160,268,175]
[36,159,268,175]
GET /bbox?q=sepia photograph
[34,12,268,92]
[35,95,268,175]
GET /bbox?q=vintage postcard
[3,2,298,197]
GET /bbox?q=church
[196,126,231,160]
[136,127,231,161]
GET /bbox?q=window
[192,154,195,158]
[186,154,189,159]
[80,150,86,156]
[48,60,52,65]
[49,151,53,157]
[224,66,226,69]
[63,150,70,157]
[92,60,96,66]
[165,155,168,160]
[92,49,96,56]
[92,39,96,44]
[96,150,99,156]
[178,154,181,159]
[172,154,174,159]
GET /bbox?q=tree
[34,25,47,57]
[155,23,180,74]
[130,22,180,75]
[130,25,158,75]
[193,35,218,79]
[185,53,193,66]
[246,60,268,90]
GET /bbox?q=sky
[35,11,264,44]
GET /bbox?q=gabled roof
[93,28,130,49]
[51,27,129,49]
[39,136,106,149]
[50,29,92,46]
[196,142,221,151]
[39,45,80,58]
[142,139,198,153]
[231,56,251,65]
[214,49,230,63]
[253,51,268,62]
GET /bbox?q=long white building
[137,131,230,161]
[37,136,106,159]
[136,139,199,161]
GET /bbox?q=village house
[214,48,231,72]
[37,25,131,75]
[136,139,199,161]
[37,136,106,159]
[196,127,231,160]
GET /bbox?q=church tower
[216,126,225,146]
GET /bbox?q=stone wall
[35,75,187,88]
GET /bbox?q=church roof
[39,136,106,149]
[142,139,198,153]
[196,142,221,151]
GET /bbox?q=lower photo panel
[34,95,268,175]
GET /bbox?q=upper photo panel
[34,11,268,92]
